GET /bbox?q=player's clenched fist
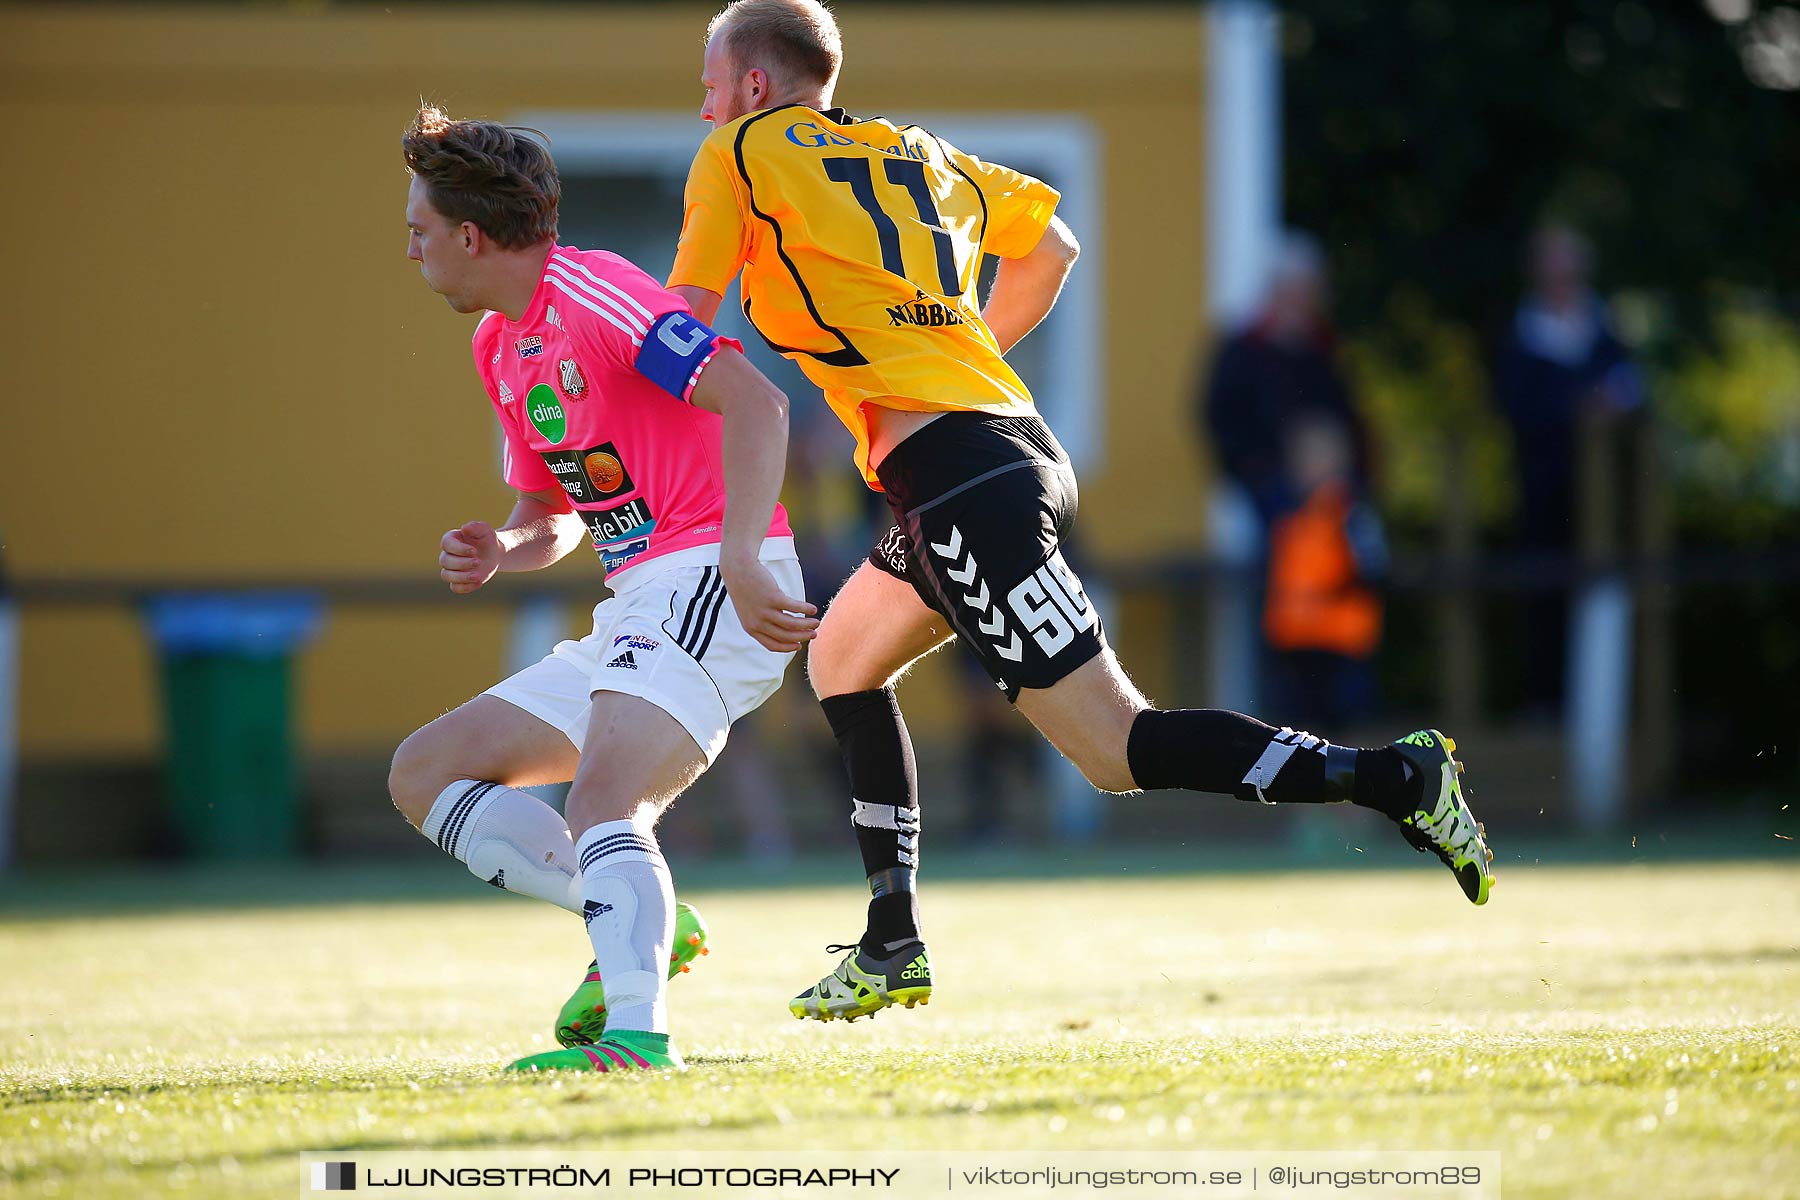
[439,521,502,594]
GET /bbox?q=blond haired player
[671,0,1494,1023]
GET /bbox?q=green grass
[2,858,1796,1199]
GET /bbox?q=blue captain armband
[634,311,725,402]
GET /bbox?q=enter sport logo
[525,384,566,445]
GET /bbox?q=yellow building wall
[0,3,1209,758]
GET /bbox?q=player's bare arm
[671,285,724,326]
[686,346,820,653]
[981,214,1080,355]
[437,486,583,594]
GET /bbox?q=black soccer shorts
[866,411,1107,701]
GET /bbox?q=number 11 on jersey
[822,156,963,297]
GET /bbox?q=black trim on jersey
[930,133,990,254]
[733,104,869,370]
[742,296,824,362]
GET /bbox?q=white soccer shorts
[485,540,802,764]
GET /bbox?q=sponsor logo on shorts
[525,383,566,445]
[1006,550,1098,657]
[605,651,639,671]
[559,358,588,399]
[541,441,634,504]
[613,633,661,652]
[873,525,910,576]
[516,335,544,359]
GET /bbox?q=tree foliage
[1281,0,1800,347]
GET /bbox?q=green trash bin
[145,593,324,859]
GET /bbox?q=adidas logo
[606,651,638,670]
[1399,730,1437,747]
[582,900,615,924]
[900,955,931,981]
[486,870,506,889]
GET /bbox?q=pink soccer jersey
[472,245,792,580]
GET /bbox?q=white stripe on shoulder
[552,255,659,325]
[546,278,645,347]
[473,310,504,339]
[545,260,650,338]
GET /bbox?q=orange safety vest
[1263,483,1383,658]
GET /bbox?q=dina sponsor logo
[886,290,966,328]
[525,384,566,445]
[516,335,544,359]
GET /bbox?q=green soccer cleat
[790,941,933,1022]
[555,901,709,1047]
[507,1030,683,1074]
[1390,729,1495,905]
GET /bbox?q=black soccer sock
[819,688,923,954]
[1125,708,1417,816]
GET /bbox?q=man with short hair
[391,104,817,1071]
[671,0,1494,1024]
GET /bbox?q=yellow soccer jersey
[670,105,1060,485]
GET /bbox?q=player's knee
[388,728,445,828]
[805,633,863,699]
[1068,747,1137,795]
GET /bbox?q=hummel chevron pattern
[928,526,1024,662]
[852,798,920,866]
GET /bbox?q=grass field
[2,854,1795,1199]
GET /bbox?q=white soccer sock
[422,781,581,913]
[575,818,674,1034]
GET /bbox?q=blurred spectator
[1200,232,1376,716]
[1202,232,1373,528]
[1494,225,1645,713]
[1263,418,1387,729]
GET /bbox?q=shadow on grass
[1,825,1792,921]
